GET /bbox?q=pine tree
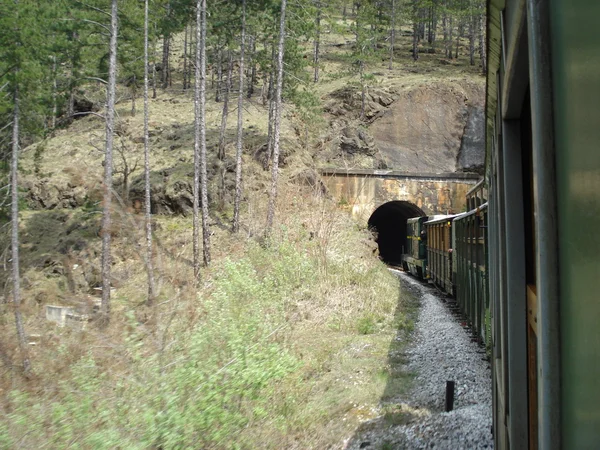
[232,0,246,233]
[100,0,119,325]
[266,0,287,236]
[0,0,52,373]
[199,0,210,266]
[144,0,156,304]
[192,0,202,280]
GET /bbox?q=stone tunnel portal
[368,201,426,265]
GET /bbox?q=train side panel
[402,217,427,278]
[425,216,455,295]
[453,205,490,349]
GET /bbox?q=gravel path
[342,271,493,449]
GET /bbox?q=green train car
[424,215,455,295]
[402,216,428,278]
[452,205,490,350]
[486,0,600,448]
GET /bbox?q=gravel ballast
[342,271,494,449]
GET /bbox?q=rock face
[366,81,485,173]
[339,127,377,156]
[457,106,485,172]
[325,86,398,122]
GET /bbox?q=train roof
[424,214,458,225]
[452,202,489,221]
[406,216,428,224]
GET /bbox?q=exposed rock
[73,97,97,118]
[290,169,328,195]
[252,142,291,170]
[129,167,196,216]
[339,127,377,156]
[457,106,485,173]
[368,81,485,173]
[24,179,90,209]
[326,87,398,122]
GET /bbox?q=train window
[521,89,536,287]
[521,87,539,450]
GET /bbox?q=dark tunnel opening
[368,201,426,265]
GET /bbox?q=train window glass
[521,89,536,287]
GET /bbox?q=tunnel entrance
[368,201,426,265]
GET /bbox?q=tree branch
[73,1,112,18]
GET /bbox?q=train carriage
[402,216,428,278]
[485,0,600,448]
[424,215,456,295]
[453,204,490,350]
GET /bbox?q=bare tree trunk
[412,20,419,60]
[247,33,255,98]
[193,0,210,273]
[218,52,233,207]
[10,85,31,374]
[448,16,454,59]
[161,34,170,89]
[144,0,156,304]
[100,0,119,325]
[233,0,246,233]
[51,56,57,128]
[412,0,419,60]
[389,0,395,70]
[265,44,276,167]
[427,6,432,44]
[479,13,486,73]
[455,27,460,59]
[266,90,275,168]
[152,37,157,98]
[193,1,202,280]
[68,82,75,123]
[469,15,475,65]
[265,0,287,236]
[443,13,448,57]
[267,43,275,101]
[199,0,210,266]
[183,24,188,91]
[218,51,233,161]
[215,46,222,102]
[313,1,321,83]
[130,76,136,116]
[360,60,366,120]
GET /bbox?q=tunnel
[368,201,426,265]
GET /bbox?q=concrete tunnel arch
[368,201,426,265]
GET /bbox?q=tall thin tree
[389,0,396,70]
[217,51,233,161]
[313,1,321,83]
[193,0,211,278]
[265,0,287,235]
[199,0,210,266]
[192,0,202,280]
[144,0,156,304]
[10,85,31,374]
[232,0,246,233]
[100,0,119,324]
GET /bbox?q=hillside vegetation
[0,1,484,448]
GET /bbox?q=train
[485,0,599,448]
[401,182,490,352]
[400,1,600,448]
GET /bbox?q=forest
[0,0,484,448]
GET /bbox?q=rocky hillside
[320,76,484,173]
[20,26,485,214]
